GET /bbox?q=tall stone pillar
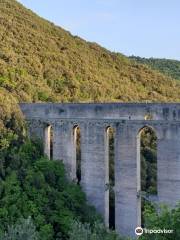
[53,122,76,180]
[115,123,140,237]
[157,124,180,206]
[81,122,109,226]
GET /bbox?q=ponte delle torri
[20,103,180,237]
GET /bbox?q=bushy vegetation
[0,0,180,105]
[0,109,100,239]
[140,202,180,240]
[130,56,180,81]
[68,221,130,240]
[70,203,180,240]
[0,132,102,239]
[0,217,39,240]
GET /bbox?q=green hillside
[0,0,180,112]
[130,56,180,80]
[1,1,180,239]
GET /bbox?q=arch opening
[107,127,115,229]
[73,126,81,184]
[44,125,53,160]
[137,126,157,226]
[50,126,53,160]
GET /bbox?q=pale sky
[17,0,180,60]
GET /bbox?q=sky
[17,0,180,60]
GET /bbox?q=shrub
[0,217,39,240]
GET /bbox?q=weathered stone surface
[19,103,180,237]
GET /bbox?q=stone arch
[73,125,81,183]
[137,125,158,225]
[44,124,54,159]
[106,126,115,229]
[136,124,160,140]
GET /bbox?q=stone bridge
[20,103,180,237]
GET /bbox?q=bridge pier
[115,124,140,237]
[53,122,76,180]
[157,124,180,205]
[81,122,109,226]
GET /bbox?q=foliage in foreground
[68,203,180,240]
[69,221,130,240]
[140,202,180,240]
[0,217,39,240]
[0,135,101,239]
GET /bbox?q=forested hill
[1,1,180,238]
[130,56,180,81]
[0,0,180,111]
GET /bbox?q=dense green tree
[130,56,180,81]
[0,137,101,239]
